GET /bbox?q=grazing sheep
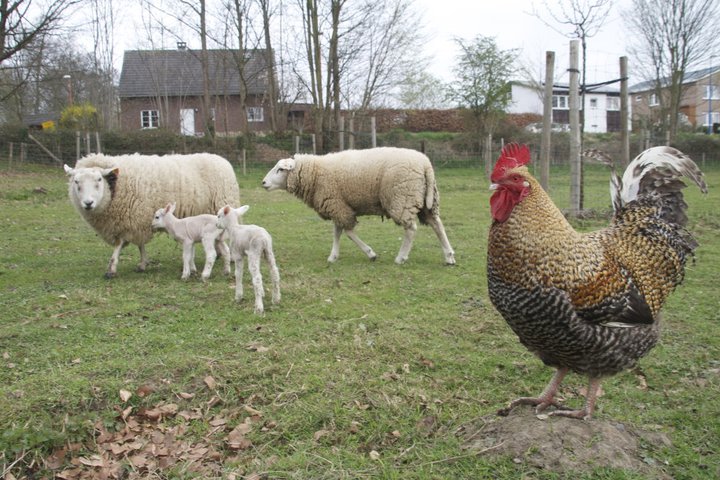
[261,147,455,265]
[216,205,281,315]
[64,153,240,278]
[151,202,231,281]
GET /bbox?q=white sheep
[216,205,281,315]
[151,202,231,281]
[261,147,455,265]
[64,153,240,278]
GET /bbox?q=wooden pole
[311,134,316,154]
[540,51,555,191]
[95,131,102,154]
[28,134,63,164]
[568,40,581,217]
[295,136,300,153]
[242,149,247,176]
[338,116,345,151]
[348,118,355,150]
[370,116,377,148]
[8,142,13,170]
[76,131,81,160]
[620,56,630,167]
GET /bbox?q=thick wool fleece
[69,153,240,248]
[286,147,440,230]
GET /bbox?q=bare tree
[0,0,77,65]
[257,0,279,132]
[88,0,118,128]
[625,0,720,142]
[531,0,612,135]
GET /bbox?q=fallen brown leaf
[204,376,217,389]
[119,389,132,403]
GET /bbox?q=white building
[509,81,630,133]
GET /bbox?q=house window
[247,107,264,122]
[589,98,598,109]
[606,97,620,111]
[703,111,720,126]
[649,93,659,106]
[141,110,159,129]
[552,95,569,110]
[635,95,642,102]
[704,85,720,100]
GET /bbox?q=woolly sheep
[152,202,231,281]
[261,147,455,265]
[64,153,240,278]
[216,205,281,315]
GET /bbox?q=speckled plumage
[488,144,706,419]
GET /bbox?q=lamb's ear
[63,164,74,176]
[222,205,231,215]
[236,205,250,216]
[165,203,174,214]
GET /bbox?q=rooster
[487,143,707,420]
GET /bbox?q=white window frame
[606,97,620,111]
[703,85,720,100]
[702,111,720,126]
[141,110,159,129]
[552,95,569,110]
[589,98,598,109]
[247,107,264,122]
[649,93,659,106]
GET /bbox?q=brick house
[629,66,720,131]
[118,45,275,135]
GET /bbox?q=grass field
[1,160,718,479]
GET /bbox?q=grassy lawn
[0,160,718,479]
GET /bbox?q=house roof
[629,65,720,93]
[118,48,271,98]
[511,80,620,95]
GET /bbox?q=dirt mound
[457,406,672,477]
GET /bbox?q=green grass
[0,161,718,479]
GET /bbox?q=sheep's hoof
[327,256,339,263]
[394,257,408,265]
[369,255,378,262]
[104,272,116,280]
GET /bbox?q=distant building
[629,66,720,131]
[509,81,629,133]
[118,45,276,135]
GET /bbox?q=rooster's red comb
[491,143,531,182]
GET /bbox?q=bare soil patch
[457,406,673,477]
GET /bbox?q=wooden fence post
[370,117,376,148]
[348,118,355,150]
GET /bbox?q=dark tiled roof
[629,65,720,93]
[118,48,270,98]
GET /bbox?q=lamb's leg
[200,237,217,281]
[248,252,265,315]
[181,241,194,280]
[426,214,456,265]
[217,235,232,276]
[106,240,126,279]
[395,222,417,264]
[265,246,281,305]
[344,228,377,261]
[189,244,198,275]
[234,256,244,302]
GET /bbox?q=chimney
[177,41,187,50]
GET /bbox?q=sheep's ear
[63,164,74,176]
[237,205,250,216]
[222,205,231,215]
[168,202,176,214]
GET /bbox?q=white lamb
[216,205,281,315]
[64,153,240,278]
[151,203,231,281]
[261,147,455,265]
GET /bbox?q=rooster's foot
[497,396,568,416]
[548,407,593,421]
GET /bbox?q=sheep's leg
[136,244,149,272]
[426,215,456,265]
[234,256,244,302]
[265,246,281,305]
[181,241,194,280]
[248,253,265,315]
[395,222,417,264]
[106,240,126,279]
[341,227,377,262]
[328,224,343,262]
[200,237,217,281]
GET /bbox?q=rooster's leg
[498,367,569,416]
[549,376,601,420]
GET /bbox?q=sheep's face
[64,165,117,212]
[262,158,295,191]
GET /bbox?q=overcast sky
[414,0,631,85]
